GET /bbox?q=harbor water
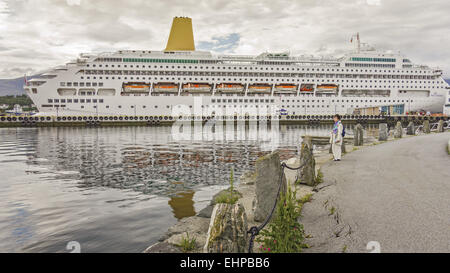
[0,124,378,252]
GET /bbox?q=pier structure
[0,114,448,128]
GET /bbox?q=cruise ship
[24,17,449,118]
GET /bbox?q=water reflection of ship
[121,147,255,167]
[32,125,381,199]
[168,189,196,220]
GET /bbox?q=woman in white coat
[330,114,343,161]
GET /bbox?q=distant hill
[0,75,41,96]
[0,77,27,96]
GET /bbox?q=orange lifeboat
[274,84,297,92]
[216,83,244,93]
[182,83,211,93]
[300,84,314,92]
[316,84,338,93]
[153,83,179,93]
[248,84,271,93]
[123,82,150,93]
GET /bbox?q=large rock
[162,216,210,242]
[239,171,257,185]
[406,121,415,135]
[423,120,431,134]
[297,136,316,187]
[437,120,445,132]
[204,203,248,253]
[253,151,287,222]
[394,121,403,138]
[354,124,364,146]
[379,123,388,141]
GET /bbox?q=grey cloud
[0,0,449,78]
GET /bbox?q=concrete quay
[301,132,450,253]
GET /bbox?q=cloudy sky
[1,0,449,78]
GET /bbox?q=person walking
[330,114,344,161]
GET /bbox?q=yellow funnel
[164,17,195,51]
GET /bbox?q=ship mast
[351,32,361,53]
[357,32,360,53]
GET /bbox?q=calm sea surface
[0,124,377,252]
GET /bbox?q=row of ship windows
[62,82,103,87]
[350,57,396,62]
[42,104,412,112]
[345,64,395,68]
[43,104,276,109]
[214,98,412,103]
[73,77,443,84]
[48,99,104,103]
[82,71,439,80]
[47,98,412,104]
[86,63,433,74]
[283,99,413,103]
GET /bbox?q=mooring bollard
[394,121,403,138]
[437,120,444,133]
[423,120,431,134]
[379,123,388,141]
[354,124,364,146]
[298,136,316,186]
[406,121,415,135]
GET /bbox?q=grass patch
[328,206,336,216]
[256,186,308,253]
[215,191,240,205]
[216,167,240,205]
[178,233,197,253]
[299,193,313,204]
[315,169,324,185]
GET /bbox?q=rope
[247,161,306,253]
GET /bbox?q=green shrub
[256,186,307,253]
[178,233,197,253]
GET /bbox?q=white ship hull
[27,81,445,117]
